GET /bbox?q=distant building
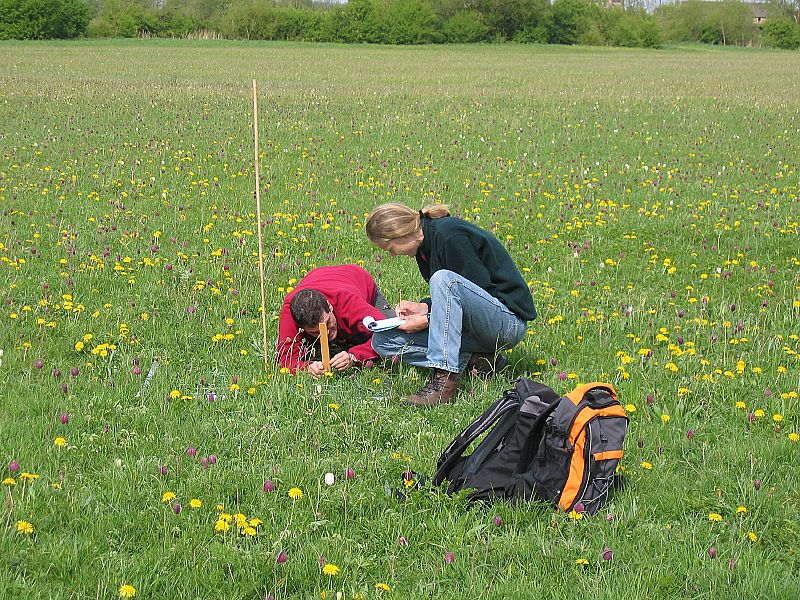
[748,3,768,26]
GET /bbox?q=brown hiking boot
[467,353,509,378]
[405,369,459,407]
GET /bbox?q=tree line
[1,0,798,49]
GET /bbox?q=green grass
[1,39,799,599]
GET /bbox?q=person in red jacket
[276,265,393,376]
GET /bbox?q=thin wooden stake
[319,322,331,374]
[253,79,269,371]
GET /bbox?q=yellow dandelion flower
[567,510,584,521]
[242,526,257,537]
[161,491,176,503]
[661,414,670,423]
[735,401,746,409]
[624,404,636,413]
[708,512,723,522]
[118,584,136,598]
[54,437,67,447]
[288,487,303,500]
[3,477,16,486]
[169,390,181,399]
[74,341,84,352]
[375,582,392,592]
[20,472,39,481]
[747,531,758,542]
[234,513,248,527]
[575,558,590,566]
[641,461,653,470]
[189,498,202,509]
[249,518,263,527]
[16,520,34,535]
[773,414,783,423]
[788,432,799,442]
[214,519,230,533]
[754,409,765,418]
[322,563,340,576]
[328,403,339,410]
[737,506,747,514]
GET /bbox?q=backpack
[432,378,628,514]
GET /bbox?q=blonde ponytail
[420,204,450,219]
[366,202,449,243]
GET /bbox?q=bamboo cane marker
[253,79,269,371]
[318,322,331,374]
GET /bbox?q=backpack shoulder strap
[454,407,521,484]
[432,390,520,486]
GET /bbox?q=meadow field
[1,39,798,599]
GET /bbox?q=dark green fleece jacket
[416,216,537,321]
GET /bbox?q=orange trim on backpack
[593,450,624,461]
[559,429,587,511]
[568,405,628,445]
[564,382,617,406]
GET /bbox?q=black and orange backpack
[433,379,628,514]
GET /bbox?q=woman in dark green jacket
[366,202,536,407]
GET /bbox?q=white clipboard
[362,315,406,332]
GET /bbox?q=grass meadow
[1,39,799,599]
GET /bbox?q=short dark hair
[289,288,330,328]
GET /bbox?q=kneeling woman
[365,203,537,407]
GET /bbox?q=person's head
[365,203,449,256]
[290,289,337,340]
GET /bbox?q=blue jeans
[371,270,526,374]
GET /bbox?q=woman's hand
[397,313,429,333]
[395,300,428,318]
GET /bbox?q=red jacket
[276,265,388,372]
